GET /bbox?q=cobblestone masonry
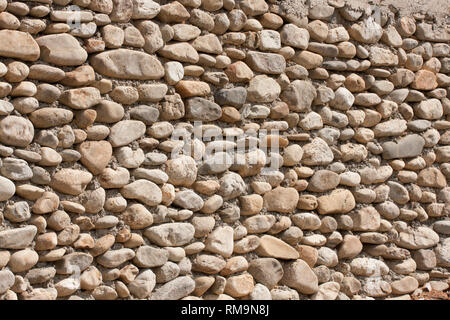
[0,0,449,300]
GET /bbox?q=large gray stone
[382,134,425,160]
[185,97,222,121]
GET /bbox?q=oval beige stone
[90,49,164,80]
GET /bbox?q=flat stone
[97,248,135,268]
[134,245,168,268]
[263,187,299,213]
[317,189,356,215]
[247,75,281,103]
[224,274,254,298]
[192,34,223,54]
[307,170,340,192]
[50,169,92,195]
[245,51,286,74]
[338,235,363,259]
[79,141,112,175]
[369,47,398,66]
[0,30,40,61]
[158,43,199,64]
[59,87,101,110]
[302,137,333,166]
[214,87,247,106]
[351,258,389,277]
[173,190,204,212]
[36,34,87,66]
[109,120,146,147]
[150,276,195,300]
[0,226,37,249]
[350,207,381,231]
[158,1,190,23]
[391,276,419,295]
[192,255,226,274]
[110,0,133,22]
[128,270,156,299]
[144,223,195,247]
[90,49,164,80]
[417,167,446,189]
[0,115,34,147]
[218,172,246,200]
[55,252,93,274]
[0,270,15,294]
[374,119,407,137]
[348,18,382,44]
[281,80,317,112]
[281,260,319,294]
[120,204,152,230]
[395,227,440,250]
[121,179,162,206]
[205,226,234,258]
[29,108,73,129]
[255,235,299,260]
[280,24,309,49]
[185,97,222,121]
[248,258,283,289]
[225,61,253,83]
[132,0,160,19]
[382,134,425,160]
[415,99,443,120]
[0,157,32,181]
[8,249,39,273]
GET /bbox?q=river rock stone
[144,223,195,247]
[0,30,40,61]
[91,49,164,80]
[0,116,34,147]
[0,226,37,249]
[36,34,87,66]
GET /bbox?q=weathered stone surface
[382,134,425,160]
[263,187,299,213]
[29,108,73,129]
[121,180,162,206]
[150,276,195,300]
[91,49,164,80]
[165,156,197,187]
[158,43,199,63]
[248,258,283,289]
[302,138,333,166]
[246,51,286,74]
[185,97,222,121]
[79,141,112,175]
[134,246,168,268]
[0,30,40,61]
[395,227,440,250]
[51,169,92,196]
[255,235,299,260]
[144,223,195,247]
[0,0,447,302]
[0,116,34,147]
[97,248,135,268]
[281,260,319,295]
[36,34,87,66]
[109,120,146,147]
[281,80,317,112]
[317,189,356,215]
[0,226,37,249]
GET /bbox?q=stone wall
[0,0,449,300]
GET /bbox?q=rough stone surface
[0,0,447,301]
